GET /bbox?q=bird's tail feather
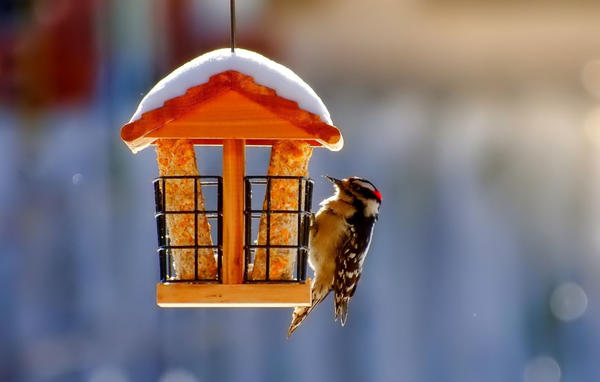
[287,289,328,338]
[334,294,349,326]
[287,306,312,338]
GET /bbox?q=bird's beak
[325,175,343,186]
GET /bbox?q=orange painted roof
[120,71,343,153]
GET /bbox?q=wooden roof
[120,71,343,153]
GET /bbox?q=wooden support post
[222,139,245,284]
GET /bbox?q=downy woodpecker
[288,176,381,337]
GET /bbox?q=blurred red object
[1,0,100,109]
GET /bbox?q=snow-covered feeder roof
[121,48,343,153]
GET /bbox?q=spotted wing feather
[333,216,375,325]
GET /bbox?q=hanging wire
[230,0,236,52]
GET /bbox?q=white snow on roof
[129,48,333,125]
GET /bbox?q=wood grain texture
[156,280,312,308]
[222,139,245,284]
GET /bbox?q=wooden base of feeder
[156,280,312,308]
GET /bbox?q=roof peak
[129,48,332,125]
[121,70,343,153]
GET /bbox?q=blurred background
[2,0,600,381]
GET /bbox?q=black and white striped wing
[333,221,373,325]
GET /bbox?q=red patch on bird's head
[374,189,382,202]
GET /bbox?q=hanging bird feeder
[120,48,343,307]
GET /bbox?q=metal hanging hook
[230,0,236,52]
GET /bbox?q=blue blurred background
[2,0,600,381]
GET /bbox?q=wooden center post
[222,139,245,284]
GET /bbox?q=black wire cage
[153,176,223,282]
[244,176,313,283]
[153,175,313,284]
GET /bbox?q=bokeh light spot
[523,356,561,382]
[550,282,588,322]
[72,173,83,185]
[88,365,129,382]
[158,369,199,382]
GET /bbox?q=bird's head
[325,176,382,217]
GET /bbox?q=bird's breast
[308,210,348,271]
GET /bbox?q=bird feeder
[120,49,343,308]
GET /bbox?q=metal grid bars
[153,176,223,282]
[244,176,313,283]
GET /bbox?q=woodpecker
[287,176,381,337]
